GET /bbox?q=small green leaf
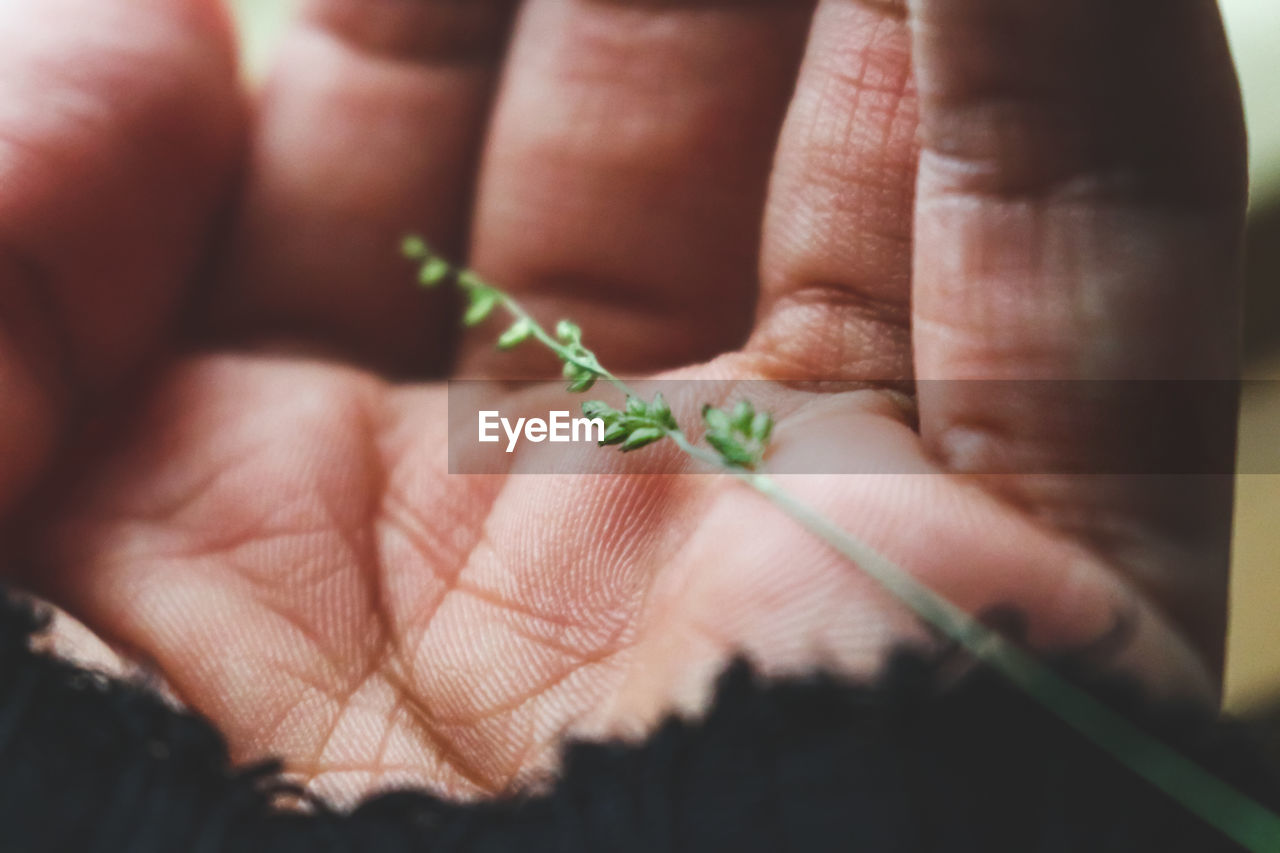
[731,400,755,433]
[464,289,498,326]
[626,396,648,418]
[750,411,774,444]
[418,257,452,287]
[402,235,430,260]
[620,426,665,452]
[556,320,582,344]
[496,318,534,350]
[600,423,629,445]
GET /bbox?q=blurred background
[226,1,1280,713]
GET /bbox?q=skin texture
[0,0,1246,806]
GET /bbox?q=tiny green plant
[403,236,1280,852]
[402,235,768,473]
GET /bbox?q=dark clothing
[1,592,1275,852]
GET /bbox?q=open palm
[0,0,1246,805]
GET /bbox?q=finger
[209,0,519,376]
[907,0,1247,666]
[463,0,815,376]
[0,0,241,515]
[748,0,918,383]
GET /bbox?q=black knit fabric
[1,590,1276,852]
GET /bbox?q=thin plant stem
[406,242,1280,852]
[749,474,1280,853]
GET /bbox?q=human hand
[0,0,1245,804]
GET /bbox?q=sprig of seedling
[405,235,771,472]
[404,237,1280,852]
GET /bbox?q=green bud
[496,318,534,350]
[581,400,616,422]
[464,290,498,326]
[650,393,677,430]
[563,362,600,391]
[731,400,755,433]
[418,257,452,287]
[567,371,597,393]
[556,320,582,344]
[706,432,755,468]
[626,396,648,418]
[703,405,731,435]
[402,235,430,260]
[600,422,629,445]
[750,411,774,444]
[457,271,485,291]
[620,426,665,452]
